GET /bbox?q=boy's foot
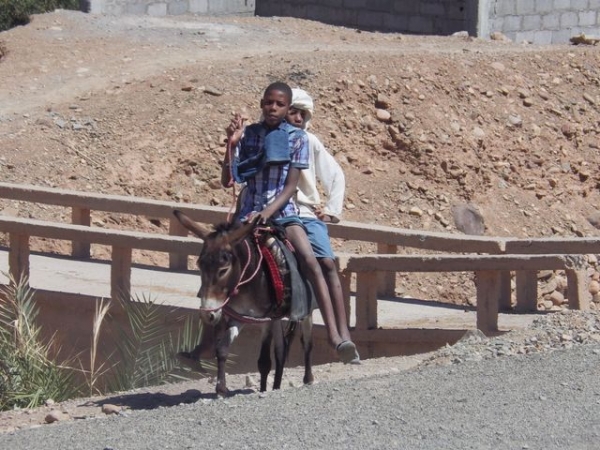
[336,340,360,364]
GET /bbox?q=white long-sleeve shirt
[296,132,345,222]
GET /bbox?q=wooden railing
[336,253,588,332]
[0,181,504,256]
[0,215,203,300]
[0,182,228,270]
[0,182,598,333]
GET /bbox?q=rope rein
[225,139,238,224]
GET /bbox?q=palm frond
[105,290,196,391]
[0,272,81,410]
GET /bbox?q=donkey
[173,210,314,397]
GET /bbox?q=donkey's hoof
[336,340,359,364]
[216,387,230,398]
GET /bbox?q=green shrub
[0,275,80,410]
[0,0,80,32]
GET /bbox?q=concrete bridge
[0,182,595,372]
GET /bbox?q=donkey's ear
[226,216,259,245]
[173,210,213,240]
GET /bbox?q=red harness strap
[259,244,285,305]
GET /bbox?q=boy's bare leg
[320,257,360,363]
[319,258,352,342]
[285,225,341,346]
[285,225,359,363]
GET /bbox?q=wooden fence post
[71,207,91,259]
[356,272,378,330]
[498,270,513,311]
[377,243,397,297]
[515,270,538,312]
[169,217,189,270]
[566,269,591,310]
[475,270,500,333]
[111,246,132,301]
[9,233,30,285]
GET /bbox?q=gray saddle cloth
[277,239,316,321]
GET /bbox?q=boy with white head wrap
[291,88,344,223]
[287,88,360,364]
[288,88,313,127]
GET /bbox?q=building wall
[255,0,600,44]
[89,0,255,16]
[85,0,600,45]
[481,0,600,44]
[255,0,478,36]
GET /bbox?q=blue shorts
[300,217,335,259]
[273,216,304,228]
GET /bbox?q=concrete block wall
[482,0,600,44]
[89,0,255,16]
[255,0,600,44]
[255,0,478,36]
[83,0,599,44]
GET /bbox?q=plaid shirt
[236,121,309,219]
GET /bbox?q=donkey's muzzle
[200,308,222,325]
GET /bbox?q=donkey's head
[173,210,256,325]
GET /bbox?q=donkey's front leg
[214,320,241,397]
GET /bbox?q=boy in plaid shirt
[223,82,358,364]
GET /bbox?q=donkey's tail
[284,320,298,340]
[283,320,298,363]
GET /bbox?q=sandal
[336,340,360,365]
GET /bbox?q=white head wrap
[291,88,314,129]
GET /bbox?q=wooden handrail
[504,238,600,254]
[0,182,596,335]
[335,252,589,333]
[0,182,229,225]
[3,182,599,255]
[0,182,505,252]
[0,207,592,335]
[329,220,506,253]
[336,253,586,272]
[0,216,203,254]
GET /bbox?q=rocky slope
[0,11,599,305]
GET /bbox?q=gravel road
[1,341,599,450]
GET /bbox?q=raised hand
[226,113,245,147]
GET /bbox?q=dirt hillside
[0,10,600,306]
